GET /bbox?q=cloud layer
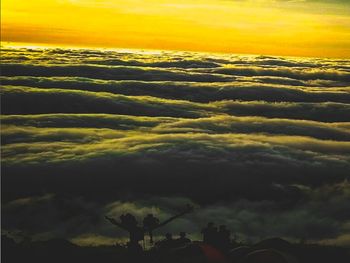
[1,47,350,246]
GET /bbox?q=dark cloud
[1,114,172,130]
[206,66,350,82]
[2,114,349,141]
[3,181,350,245]
[1,64,233,82]
[2,131,349,205]
[1,76,349,103]
[155,115,350,141]
[1,86,215,117]
[217,100,350,122]
[2,86,349,122]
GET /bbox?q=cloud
[2,114,350,141]
[1,76,349,103]
[1,85,216,117]
[2,130,350,206]
[1,46,350,247]
[2,85,349,122]
[1,64,233,82]
[207,66,350,82]
[155,115,350,141]
[216,100,350,122]
[1,113,173,130]
[2,181,350,246]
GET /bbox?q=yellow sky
[1,0,350,57]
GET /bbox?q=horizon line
[2,41,348,61]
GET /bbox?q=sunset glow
[2,0,350,57]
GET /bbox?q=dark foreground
[2,235,350,263]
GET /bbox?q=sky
[1,0,350,251]
[1,0,350,57]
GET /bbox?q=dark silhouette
[3,233,350,263]
[240,248,296,263]
[175,232,191,247]
[105,204,194,248]
[157,233,176,250]
[229,246,252,262]
[169,242,229,263]
[201,222,218,246]
[143,214,160,244]
[217,225,231,251]
[105,213,144,248]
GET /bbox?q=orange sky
[2,0,350,57]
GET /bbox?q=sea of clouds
[1,47,350,247]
